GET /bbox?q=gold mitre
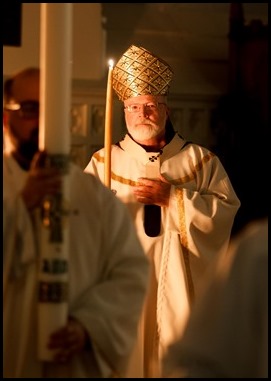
[112,45,173,102]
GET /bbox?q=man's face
[124,94,168,142]
[4,73,40,163]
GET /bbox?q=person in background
[163,217,268,378]
[84,45,241,377]
[3,67,149,378]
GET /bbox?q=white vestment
[3,153,149,378]
[164,218,268,378]
[85,133,240,377]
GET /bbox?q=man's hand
[133,174,171,207]
[21,151,61,211]
[47,317,90,363]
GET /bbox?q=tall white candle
[104,59,114,188]
[39,3,72,154]
[38,3,72,361]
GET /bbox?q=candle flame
[108,59,114,68]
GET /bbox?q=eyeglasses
[4,100,39,119]
[124,102,166,113]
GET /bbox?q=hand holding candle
[104,59,114,188]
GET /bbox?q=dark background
[3,3,22,46]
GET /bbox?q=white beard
[127,121,163,141]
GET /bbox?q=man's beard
[127,120,163,141]
[18,137,39,162]
[10,124,39,163]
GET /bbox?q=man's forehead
[125,94,166,105]
[12,74,40,102]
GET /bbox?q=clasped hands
[133,174,171,207]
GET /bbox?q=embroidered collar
[119,133,187,164]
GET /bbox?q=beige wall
[3,3,105,80]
